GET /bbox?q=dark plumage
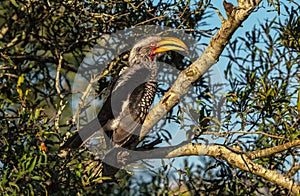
[62,36,187,150]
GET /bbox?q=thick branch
[125,142,299,195]
[139,0,262,141]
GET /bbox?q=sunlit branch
[246,140,300,160]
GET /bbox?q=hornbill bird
[62,36,188,151]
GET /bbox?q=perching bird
[62,36,188,150]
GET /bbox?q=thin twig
[200,130,285,140]
[55,99,68,131]
[287,164,300,177]
[55,53,64,99]
[71,69,110,126]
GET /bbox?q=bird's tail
[61,118,104,149]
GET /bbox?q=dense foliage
[0,0,299,195]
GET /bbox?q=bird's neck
[148,57,158,79]
[135,57,158,79]
[149,64,158,80]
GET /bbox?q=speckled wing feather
[107,64,157,148]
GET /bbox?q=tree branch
[55,53,64,99]
[200,130,285,140]
[288,164,300,178]
[124,142,300,195]
[167,143,300,195]
[246,139,300,160]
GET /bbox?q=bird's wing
[109,65,157,148]
[62,64,157,149]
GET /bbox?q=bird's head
[129,36,188,65]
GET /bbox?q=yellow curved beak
[153,37,188,54]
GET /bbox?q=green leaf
[1,169,8,186]
[8,182,20,192]
[31,176,43,181]
[9,0,19,7]
[28,156,37,172]
[16,74,25,99]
